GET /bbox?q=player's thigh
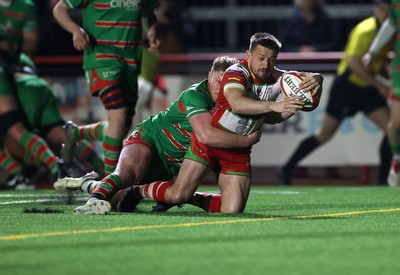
[168,159,210,201]
[367,106,390,131]
[0,95,18,114]
[218,174,250,213]
[315,113,341,143]
[389,100,400,127]
[115,143,152,183]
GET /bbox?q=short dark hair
[211,55,239,72]
[249,32,282,53]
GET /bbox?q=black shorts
[326,75,388,120]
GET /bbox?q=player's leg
[278,113,341,185]
[0,147,31,189]
[134,158,209,206]
[0,78,60,176]
[278,75,349,186]
[387,98,400,186]
[366,106,391,184]
[61,120,107,165]
[75,140,105,176]
[219,174,250,213]
[72,143,153,214]
[93,67,137,175]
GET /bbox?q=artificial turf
[1,186,399,275]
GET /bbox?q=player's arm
[189,112,261,148]
[348,54,389,97]
[226,87,304,116]
[142,5,160,52]
[52,1,89,51]
[363,18,396,67]
[22,30,38,56]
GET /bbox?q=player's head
[373,0,391,24]
[247,32,281,81]
[208,56,239,102]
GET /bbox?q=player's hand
[72,28,90,51]
[273,96,304,114]
[298,72,323,96]
[362,52,373,67]
[146,24,160,53]
[246,130,262,146]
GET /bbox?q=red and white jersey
[212,60,281,135]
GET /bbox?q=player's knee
[389,118,400,130]
[169,190,191,204]
[221,205,244,214]
[99,84,127,110]
[0,110,25,137]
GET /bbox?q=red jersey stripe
[3,10,25,19]
[162,129,187,150]
[94,3,109,8]
[96,21,141,28]
[96,40,142,47]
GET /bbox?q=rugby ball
[279,71,319,112]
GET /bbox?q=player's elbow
[230,103,246,115]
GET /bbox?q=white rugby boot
[53,171,99,191]
[387,159,400,187]
[73,198,111,215]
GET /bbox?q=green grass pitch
[1,186,400,275]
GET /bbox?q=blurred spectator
[156,0,195,53]
[280,0,343,52]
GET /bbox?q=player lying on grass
[0,54,102,189]
[55,34,322,214]
[118,32,323,214]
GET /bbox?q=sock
[139,181,173,202]
[0,148,22,174]
[91,173,123,200]
[283,135,320,173]
[189,192,221,213]
[75,140,105,176]
[390,144,400,160]
[20,131,58,174]
[103,135,122,176]
[81,179,99,194]
[76,121,107,141]
[379,136,392,184]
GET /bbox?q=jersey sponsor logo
[110,0,141,9]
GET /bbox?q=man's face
[208,69,225,103]
[247,45,277,81]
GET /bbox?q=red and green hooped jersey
[0,0,37,62]
[131,79,214,176]
[64,0,157,71]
